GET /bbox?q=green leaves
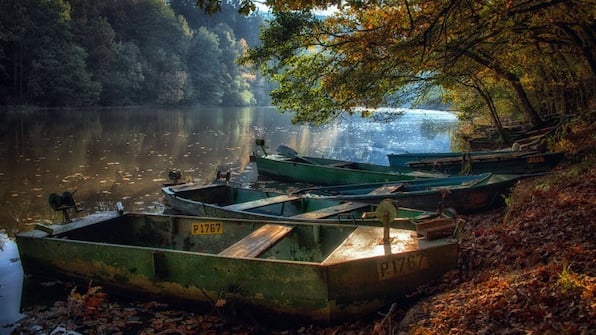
[241,0,595,125]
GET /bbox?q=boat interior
[32,213,429,264]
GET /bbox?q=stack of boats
[15,136,565,324]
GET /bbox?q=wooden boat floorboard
[290,202,370,220]
[219,224,294,258]
[322,227,417,264]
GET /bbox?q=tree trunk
[556,23,596,77]
[463,50,544,127]
[472,78,505,141]
[509,78,543,127]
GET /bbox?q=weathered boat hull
[406,151,564,175]
[295,173,525,213]
[253,154,442,186]
[16,212,458,323]
[387,150,519,168]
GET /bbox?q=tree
[129,0,192,103]
[0,0,267,107]
[213,23,255,106]
[187,27,225,104]
[0,0,29,103]
[227,0,596,126]
[100,42,145,105]
[22,0,101,106]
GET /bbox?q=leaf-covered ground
[9,120,595,335]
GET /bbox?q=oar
[276,145,321,165]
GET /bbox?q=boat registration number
[192,222,223,235]
[377,253,429,280]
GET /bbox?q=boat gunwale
[294,173,495,196]
[406,151,564,166]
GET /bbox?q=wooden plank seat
[219,224,294,258]
[290,202,370,220]
[222,194,300,211]
[367,184,403,195]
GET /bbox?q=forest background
[0,0,271,107]
[1,0,594,136]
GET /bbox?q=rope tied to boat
[460,152,472,175]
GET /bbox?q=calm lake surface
[0,106,459,234]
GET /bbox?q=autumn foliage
[241,0,596,127]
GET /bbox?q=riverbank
[8,119,595,335]
[398,118,595,334]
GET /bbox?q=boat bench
[290,202,369,220]
[416,218,455,240]
[222,194,300,211]
[218,224,294,258]
[367,184,403,195]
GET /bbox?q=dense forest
[0,0,271,107]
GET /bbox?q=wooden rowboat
[291,173,525,213]
[387,150,521,168]
[252,145,444,186]
[161,181,454,227]
[16,208,459,323]
[406,151,564,175]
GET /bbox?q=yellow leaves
[557,261,593,295]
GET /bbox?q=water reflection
[0,106,458,234]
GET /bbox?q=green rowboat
[16,210,459,323]
[252,145,444,186]
[161,181,454,227]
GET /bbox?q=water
[0,106,458,234]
